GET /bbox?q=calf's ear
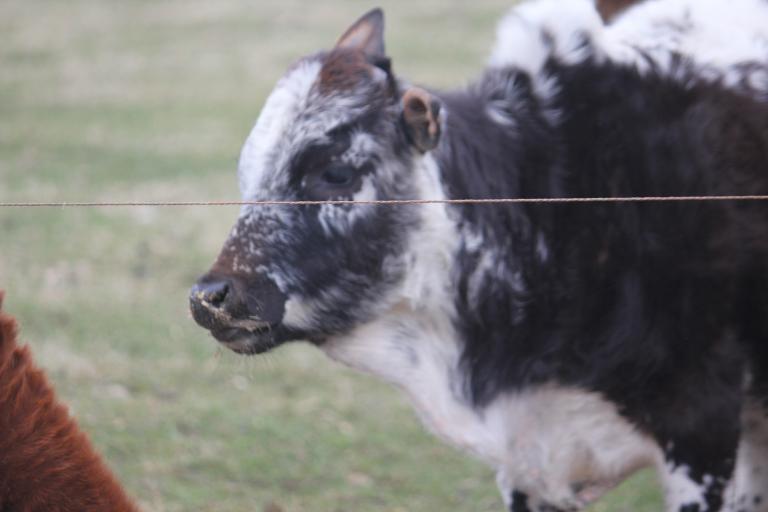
[401,87,442,153]
[335,8,386,58]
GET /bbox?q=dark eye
[321,165,356,186]
[302,162,364,201]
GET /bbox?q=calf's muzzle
[189,272,287,346]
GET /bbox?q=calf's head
[190,9,445,354]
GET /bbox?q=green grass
[0,1,663,510]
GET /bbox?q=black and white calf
[189,0,768,510]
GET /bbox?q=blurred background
[0,1,661,510]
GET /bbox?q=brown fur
[596,0,644,22]
[0,292,139,512]
[318,48,375,93]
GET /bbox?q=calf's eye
[322,165,356,186]
[302,163,363,200]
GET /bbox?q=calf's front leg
[658,449,735,512]
[653,390,741,511]
[503,489,573,512]
[497,472,585,512]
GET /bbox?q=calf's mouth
[189,272,287,355]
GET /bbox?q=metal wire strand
[1,195,768,208]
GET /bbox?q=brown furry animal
[0,292,139,512]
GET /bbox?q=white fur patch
[341,131,377,168]
[488,0,600,122]
[661,462,709,511]
[399,154,457,310]
[238,60,323,201]
[727,400,768,511]
[494,387,658,509]
[489,0,604,73]
[321,305,495,451]
[490,0,768,103]
[282,294,317,330]
[605,0,768,89]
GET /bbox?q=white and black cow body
[190,1,768,510]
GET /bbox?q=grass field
[0,1,662,510]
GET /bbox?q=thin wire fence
[2,195,768,208]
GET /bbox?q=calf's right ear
[401,87,441,153]
[335,8,386,58]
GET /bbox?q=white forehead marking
[238,60,323,201]
[341,131,377,168]
[237,61,387,208]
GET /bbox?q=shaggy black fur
[437,54,768,511]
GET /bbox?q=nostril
[207,282,229,307]
[194,280,230,309]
